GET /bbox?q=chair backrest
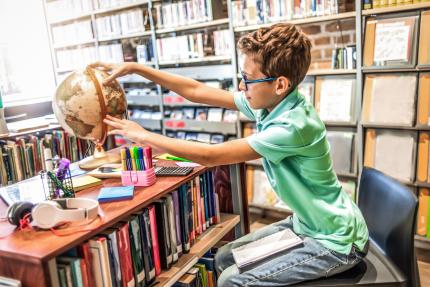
[358,167,419,287]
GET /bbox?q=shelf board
[93,0,149,16]
[337,172,358,179]
[324,122,357,128]
[234,12,356,32]
[415,235,430,250]
[362,67,430,73]
[0,125,61,140]
[362,2,430,15]
[53,39,96,49]
[307,69,357,76]
[156,213,240,286]
[361,124,429,131]
[49,12,93,26]
[156,18,229,34]
[98,30,152,42]
[159,55,231,66]
[245,159,263,167]
[163,119,237,135]
[127,95,161,106]
[416,182,430,189]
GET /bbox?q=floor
[249,214,430,287]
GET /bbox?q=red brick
[300,24,321,35]
[335,34,350,44]
[314,36,331,45]
[325,19,356,32]
[323,48,336,59]
[311,49,322,60]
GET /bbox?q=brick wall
[300,18,356,69]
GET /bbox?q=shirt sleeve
[234,91,256,121]
[247,123,307,164]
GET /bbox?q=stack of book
[174,250,218,287]
[165,107,238,123]
[51,171,221,287]
[95,8,147,40]
[56,47,98,72]
[154,0,227,29]
[98,44,124,64]
[331,46,357,69]
[231,0,354,27]
[52,20,94,46]
[166,131,226,144]
[0,131,93,186]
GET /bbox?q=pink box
[121,168,156,187]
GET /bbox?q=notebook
[97,186,134,203]
[232,229,303,270]
[72,175,102,192]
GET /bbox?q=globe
[52,67,127,170]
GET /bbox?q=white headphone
[7,198,99,229]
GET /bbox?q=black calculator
[155,166,194,176]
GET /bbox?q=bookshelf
[39,0,430,251]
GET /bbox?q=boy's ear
[275,76,291,96]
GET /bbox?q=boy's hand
[104,115,149,144]
[88,62,137,85]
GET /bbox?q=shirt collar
[256,88,301,123]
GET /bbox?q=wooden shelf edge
[233,11,356,32]
[415,235,430,250]
[156,213,240,286]
[156,18,229,34]
[362,2,430,15]
[0,125,61,140]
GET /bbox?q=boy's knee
[215,244,232,274]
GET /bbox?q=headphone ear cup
[7,201,34,226]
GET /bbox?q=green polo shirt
[235,88,368,255]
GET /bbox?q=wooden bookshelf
[233,11,356,32]
[0,124,61,140]
[362,2,430,16]
[156,213,240,286]
[158,55,231,66]
[156,18,229,34]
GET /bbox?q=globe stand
[78,143,120,170]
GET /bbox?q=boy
[98,23,368,286]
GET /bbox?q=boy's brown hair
[238,23,312,93]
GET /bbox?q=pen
[144,146,152,168]
[166,155,192,162]
[121,148,127,171]
[138,147,145,170]
[125,148,132,171]
[130,147,137,171]
[132,146,140,171]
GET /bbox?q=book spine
[148,205,162,275]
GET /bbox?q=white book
[232,228,303,269]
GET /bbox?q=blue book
[97,186,134,203]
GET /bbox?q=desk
[0,155,242,287]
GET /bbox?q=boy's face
[239,53,289,111]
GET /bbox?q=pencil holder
[121,167,156,187]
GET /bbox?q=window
[0,0,56,106]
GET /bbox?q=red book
[117,223,135,287]
[148,205,161,276]
[80,258,90,287]
[78,242,95,287]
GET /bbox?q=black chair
[294,167,420,287]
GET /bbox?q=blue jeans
[215,216,367,287]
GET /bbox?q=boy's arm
[104,116,260,167]
[92,62,237,110]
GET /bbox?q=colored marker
[166,155,192,162]
[121,148,127,171]
[144,146,152,169]
[125,148,132,171]
[130,147,137,171]
[132,146,140,171]
[138,147,145,170]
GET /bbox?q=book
[153,199,173,270]
[417,73,430,126]
[418,11,430,66]
[138,209,156,285]
[148,205,162,275]
[315,76,356,123]
[99,230,122,287]
[232,229,303,270]
[326,131,355,174]
[128,215,146,287]
[207,108,224,122]
[417,189,429,236]
[72,175,102,192]
[362,73,417,126]
[97,186,134,203]
[115,223,135,287]
[364,129,416,182]
[364,14,418,68]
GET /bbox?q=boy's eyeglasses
[240,71,277,91]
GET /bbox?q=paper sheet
[319,79,354,122]
[374,21,411,62]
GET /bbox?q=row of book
[51,172,221,287]
[52,20,94,47]
[364,11,430,69]
[95,9,148,40]
[296,72,430,127]
[130,108,162,121]
[0,131,93,186]
[156,30,231,63]
[154,0,223,29]
[46,0,94,23]
[166,131,229,144]
[231,0,354,27]
[331,46,357,70]
[246,167,357,209]
[173,252,217,287]
[363,0,429,10]
[243,123,356,175]
[166,107,238,123]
